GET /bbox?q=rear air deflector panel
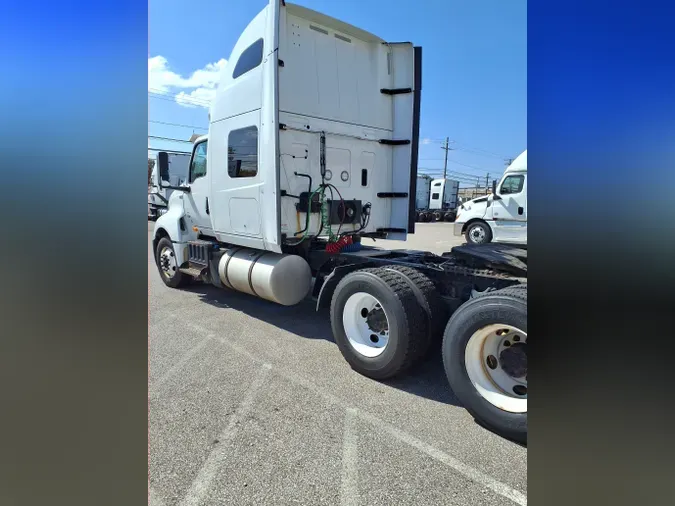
[386,42,417,240]
[408,46,422,233]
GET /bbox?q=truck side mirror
[158,152,169,188]
[491,179,501,200]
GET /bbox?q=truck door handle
[205,197,210,215]
[518,206,523,215]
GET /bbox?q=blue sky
[149,0,526,186]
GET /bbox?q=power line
[148,89,212,107]
[149,93,209,108]
[149,87,212,104]
[148,135,195,143]
[449,140,507,159]
[418,170,484,185]
[149,120,208,130]
[420,166,490,180]
[451,146,505,159]
[420,136,509,160]
[148,90,205,104]
[149,93,211,108]
[447,159,493,172]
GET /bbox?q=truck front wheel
[330,268,429,380]
[442,288,527,442]
[155,237,188,288]
[465,221,492,245]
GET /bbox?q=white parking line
[211,334,527,505]
[150,335,212,393]
[358,410,527,506]
[154,315,527,505]
[341,408,360,506]
[178,362,271,506]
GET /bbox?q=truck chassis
[153,234,528,442]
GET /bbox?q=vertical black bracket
[320,131,326,178]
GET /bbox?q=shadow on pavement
[180,281,465,409]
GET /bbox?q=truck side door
[209,110,263,245]
[492,173,527,243]
[183,140,213,235]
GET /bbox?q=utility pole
[441,137,450,180]
[504,158,513,167]
[485,173,490,193]
[439,137,452,207]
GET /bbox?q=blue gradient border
[1,2,149,506]
[529,2,674,506]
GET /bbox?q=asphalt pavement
[149,221,527,506]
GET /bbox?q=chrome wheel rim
[469,225,486,243]
[159,246,177,279]
[342,292,390,358]
[465,324,527,413]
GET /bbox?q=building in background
[458,186,492,202]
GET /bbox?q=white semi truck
[415,175,460,222]
[454,151,527,245]
[153,0,527,442]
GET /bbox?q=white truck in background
[148,152,191,220]
[454,150,527,245]
[152,0,527,442]
[414,175,460,222]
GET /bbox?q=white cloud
[421,138,433,145]
[148,56,227,109]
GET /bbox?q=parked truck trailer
[153,0,527,442]
[415,175,460,222]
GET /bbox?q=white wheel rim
[159,246,178,279]
[342,292,390,358]
[470,225,486,242]
[465,324,527,413]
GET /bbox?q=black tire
[330,267,429,380]
[383,265,449,358]
[155,237,188,288]
[500,284,527,296]
[432,211,442,222]
[465,220,493,245]
[444,211,456,222]
[442,287,527,442]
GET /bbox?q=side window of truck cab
[228,127,258,178]
[190,141,208,183]
[232,38,264,79]
[499,175,524,195]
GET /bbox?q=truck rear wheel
[383,265,448,357]
[155,237,188,288]
[330,268,429,380]
[465,221,492,245]
[442,288,527,442]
